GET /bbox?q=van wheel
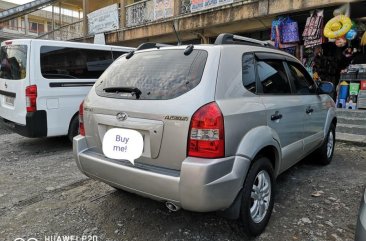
[68,116,79,142]
[240,157,274,237]
[315,124,335,165]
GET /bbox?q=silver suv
[74,34,337,236]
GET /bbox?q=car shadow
[5,135,72,157]
[89,187,253,241]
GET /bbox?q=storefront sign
[88,4,119,35]
[190,0,233,13]
[154,0,174,20]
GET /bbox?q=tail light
[25,85,37,112]
[188,102,225,158]
[79,101,85,136]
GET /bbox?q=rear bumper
[73,135,251,212]
[0,110,47,137]
[355,189,366,241]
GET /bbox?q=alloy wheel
[250,170,271,223]
[327,131,334,158]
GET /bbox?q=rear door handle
[271,112,283,121]
[306,107,314,114]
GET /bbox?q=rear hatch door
[0,40,30,125]
[84,47,219,170]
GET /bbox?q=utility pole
[82,0,89,41]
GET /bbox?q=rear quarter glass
[0,45,27,80]
[95,49,208,100]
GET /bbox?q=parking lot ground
[0,123,366,241]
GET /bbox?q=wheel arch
[68,111,79,134]
[235,126,282,177]
[332,117,337,127]
[324,107,337,137]
[221,127,280,220]
[253,146,279,176]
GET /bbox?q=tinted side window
[257,60,291,94]
[287,62,316,95]
[112,51,128,60]
[40,46,113,79]
[242,53,256,94]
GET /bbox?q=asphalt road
[0,122,365,241]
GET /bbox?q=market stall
[270,3,366,110]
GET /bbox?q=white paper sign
[102,128,144,165]
[94,33,106,45]
[88,3,119,35]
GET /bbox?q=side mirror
[317,82,334,95]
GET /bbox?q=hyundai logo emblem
[116,112,128,121]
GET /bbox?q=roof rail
[136,42,172,51]
[214,33,274,48]
[125,42,173,59]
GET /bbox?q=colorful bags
[271,17,300,49]
[271,18,284,41]
[282,20,300,43]
[303,10,324,48]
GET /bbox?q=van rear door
[0,40,30,125]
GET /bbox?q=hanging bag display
[271,17,284,41]
[281,17,300,43]
[303,10,324,48]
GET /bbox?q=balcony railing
[180,0,253,15]
[37,20,83,41]
[0,25,45,36]
[125,0,178,28]
[181,0,191,14]
[125,0,154,28]
[124,0,254,29]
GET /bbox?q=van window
[0,45,27,80]
[96,49,208,100]
[112,51,127,60]
[40,46,115,79]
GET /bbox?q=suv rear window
[95,49,208,100]
[0,45,27,80]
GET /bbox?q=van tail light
[25,85,37,112]
[79,101,85,136]
[188,102,225,158]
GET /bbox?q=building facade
[1,0,364,46]
[77,0,366,47]
[0,0,81,42]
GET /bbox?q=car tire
[68,116,79,142]
[316,124,335,165]
[240,157,274,236]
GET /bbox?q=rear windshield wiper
[103,87,142,99]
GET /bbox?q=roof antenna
[173,20,182,46]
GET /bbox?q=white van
[0,39,133,140]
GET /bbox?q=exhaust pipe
[165,201,180,212]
